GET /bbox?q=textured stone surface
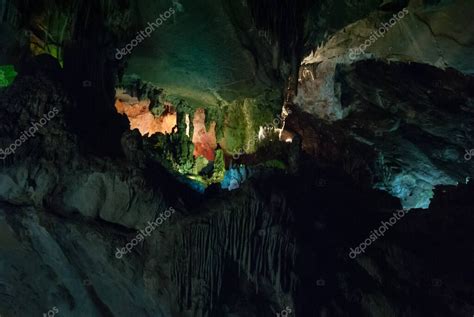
[302,0,474,74]
[115,96,177,136]
[126,0,275,107]
[0,204,169,317]
[290,59,474,208]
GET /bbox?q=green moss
[0,65,17,88]
[150,102,166,117]
[45,44,63,67]
[261,159,287,170]
[222,96,278,154]
[193,156,209,175]
[211,149,226,183]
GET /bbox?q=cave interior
[0,0,473,316]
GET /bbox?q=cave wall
[302,0,474,74]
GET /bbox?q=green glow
[262,159,286,170]
[0,65,17,87]
[193,156,209,175]
[210,149,226,183]
[45,44,64,67]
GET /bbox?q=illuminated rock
[115,92,177,136]
[192,108,217,161]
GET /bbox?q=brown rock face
[192,108,217,161]
[115,95,177,137]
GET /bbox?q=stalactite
[171,193,298,313]
[0,0,19,26]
